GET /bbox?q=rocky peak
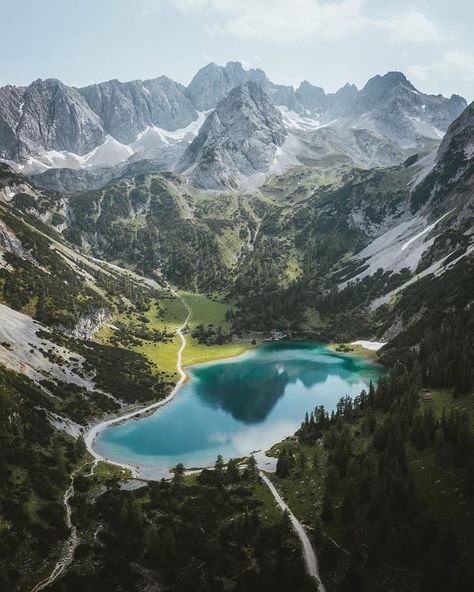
[185,61,269,111]
[357,72,417,111]
[295,80,327,112]
[80,76,197,144]
[178,82,286,190]
[15,78,105,158]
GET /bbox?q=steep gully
[32,284,324,589]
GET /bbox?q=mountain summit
[0,61,468,187]
[178,82,286,190]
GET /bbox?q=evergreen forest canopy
[0,68,473,592]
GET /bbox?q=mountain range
[0,56,473,591]
[0,62,467,190]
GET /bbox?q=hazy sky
[2,0,473,100]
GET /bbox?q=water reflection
[96,343,385,473]
[192,344,369,423]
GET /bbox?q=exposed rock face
[0,85,25,159]
[186,62,325,114]
[70,307,110,341]
[0,62,467,181]
[80,76,198,144]
[0,219,37,266]
[295,81,327,112]
[185,61,268,111]
[332,72,468,147]
[0,79,105,161]
[178,82,287,190]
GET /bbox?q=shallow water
[96,342,385,477]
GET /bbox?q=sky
[2,0,473,100]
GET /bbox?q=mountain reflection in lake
[96,342,385,477]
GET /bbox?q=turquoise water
[96,342,385,476]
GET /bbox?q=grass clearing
[253,479,285,527]
[97,291,256,377]
[183,338,254,367]
[92,460,133,481]
[181,291,230,329]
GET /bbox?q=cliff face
[70,307,111,341]
[178,82,287,190]
[0,63,466,182]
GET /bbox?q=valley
[0,58,472,592]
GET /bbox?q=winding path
[259,472,326,591]
[32,287,190,591]
[84,285,191,474]
[31,461,95,592]
[34,287,322,590]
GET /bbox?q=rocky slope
[0,63,466,187]
[79,76,198,144]
[178,82,287,189]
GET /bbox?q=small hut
[420,392,433,402]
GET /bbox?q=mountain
[178,82,287,190]
[0,78,105,162]
[332,71,468,147]
[0,77,202,174]
[185,61,268,111]
[294,80,327,112]
[0,96,472,591]
[79,76,198,144]
[186,64,467,150]
[0,63,467,187]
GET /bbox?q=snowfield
[351,340,386,351]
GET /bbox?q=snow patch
[401,211,452,251]
[278,106,322,131]
[351,340,386,351]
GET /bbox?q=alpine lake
[95,342,385,478]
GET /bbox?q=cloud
[159,0,369,43]
[160,0,442,45]
[191,0,368,43]
[408,50,474,83]
[375,9,444,43]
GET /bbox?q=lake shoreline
[88,340,386,480]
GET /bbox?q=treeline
[66,176,230,292]
[191,323,231,345]
[277,309,474,591]
[49,456,317,592]
[0,366,86,591]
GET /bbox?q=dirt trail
[260,472,326,591]
[31,461,96,592]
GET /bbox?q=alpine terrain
[0,57,472,592]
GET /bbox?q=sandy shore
[84,286,191,478]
